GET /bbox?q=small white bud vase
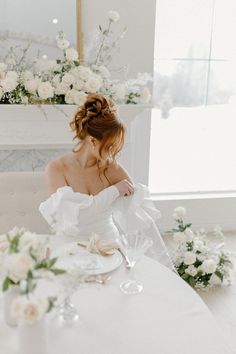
[3,285,20,326]
[18,317,48,354]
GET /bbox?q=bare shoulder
[44,155,69,195]
[106,161,134,185]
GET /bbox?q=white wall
[82,0,156,78]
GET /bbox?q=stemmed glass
[53,265,88,326]
[116,231,153,295]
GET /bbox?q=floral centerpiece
[0,11,152,105]
[168,207,235,291]
[0,226,64,327]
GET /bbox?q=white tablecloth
[0,256,235,354]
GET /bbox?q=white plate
[51,242,123,275]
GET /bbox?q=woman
[39,93,175,272]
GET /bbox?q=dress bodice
[39,183,176,272]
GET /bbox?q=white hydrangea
[112,83,126,101]
[37,81,54,100]
[65,48,79,61]
[184,251,196,265]
[173,206,186,220]
[108,10,120,22]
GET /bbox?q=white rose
[62,73,75,86]
[184,251,196,265]
[57,38,70,50]
[1,78,17,93]
[139,87,151,103]
[24,77,40,94]
[173,232,187,243]
[193,239,206,253]
[76,66,93,80]
[112,83,126,101]
[201,259,217,274]
[0,234,9,252]
[92,65,110,78]
[108,10,120,22]
[85,76,101,93]
[22,70,34,82]
[173,206,186,220]
[37,81,54,100]
[73,79,85,91]
[72,91,87,106]
[66,48,79,61]
[18,232,38,252]
[185,265,198,277]
[11,296,45,324]
[184,228,194,242]
[5,253,34,283]
[209,273,221,286]
[65,89,75,104]
[6,71,18,81]
[55,82,70,95]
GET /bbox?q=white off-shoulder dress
[39,183,175,272]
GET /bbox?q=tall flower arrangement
[0,11,152,105]
[169,207,235,291]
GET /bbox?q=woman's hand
[114,179,135,197]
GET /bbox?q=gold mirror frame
[76,0,84,63]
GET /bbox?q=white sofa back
[0,172,50,234]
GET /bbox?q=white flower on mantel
[24,77,40,94]
[201,259,217,274]
[57,38,70,50]
[76,66,93,81]
[184,228,194,242]
[85,76,102,93]
[22,70,34,82]
[37,81,54,100]
[0,62,7,72]
[4,253,34,283]
[0,69,6,80]
[108,10,120,22]
[139,87,151,104]
[11,295,47,325]
[71,91,87,106]
[6,71,18,81]
[65,48,79,62]
[55,82,70,95]
[184,251,196,265]
[92,64,111,78]
[173,206,186,220]
[173,231,187,244]
[1,76,18,93]
[112,83,126,101]
[73,79,85,91]
[21,96,29,104]
[62,73,75,86]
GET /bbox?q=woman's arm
[45,160,67,196]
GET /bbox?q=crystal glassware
[116,231,153,294]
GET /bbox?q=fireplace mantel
[0,104,152,183]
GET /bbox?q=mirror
[0,0,83,61]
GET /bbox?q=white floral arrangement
[169,207,235,291]
[0,11,152,105]
[0,226,64,293]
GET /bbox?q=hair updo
[70,93,126,164]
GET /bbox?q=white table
[0,256,235,354]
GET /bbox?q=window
[149,0,236,195]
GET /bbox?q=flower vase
[18,318,49,354]
[3,285,20,326]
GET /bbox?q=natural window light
[149,0,236,195]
